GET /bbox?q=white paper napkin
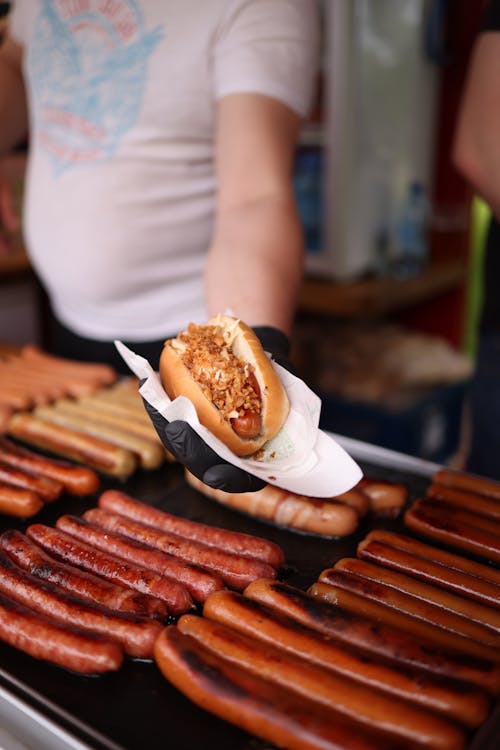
[115,340,362,497]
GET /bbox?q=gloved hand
[142,326,292,493]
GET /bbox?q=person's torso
[19,1,228,338]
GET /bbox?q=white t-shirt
[9,0,319,341]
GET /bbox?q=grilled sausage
[0,460,63,502]
[33,404,165,471]
[0,437,100,496]
[8,412,138,479]
[177,614,473,743]
[154,626,410,750]
[360,530,500,587]
[0,484,44,518]
[243,578,500,694]
[28,521,193,616]
[333,557,500,632]
[1,529,167,620]
[357,478,409,518]
[98,489,285,568]
[0,591,123,674]
[357,536,500,610]
[185,470,359,538]
[0,549,161,658]
[309,581,500,663]
[433,469,500,501]
[405,499,500,564]
[56,398,161,442]
[20,345,117,388]
[319,567,500,649]
[427,483,500,522]
[332,489,369,517]
[83,508,276,591]
[43,514,222,603]
[201,590,488,728]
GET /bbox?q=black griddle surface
[0,460,498,750]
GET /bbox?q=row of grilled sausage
[156,524,500,750]
[0,490,285,673]
[2,434,500,748]
[2,375,170,482]
[405,469,500,564]
[0,345,117,428]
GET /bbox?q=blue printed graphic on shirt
[28,1,164,174]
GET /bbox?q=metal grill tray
[0,438,498,750]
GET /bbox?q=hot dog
[185,470,359,538]
[357,536,500,610]
[1,530,167,621]
[433,468,500,501]
[309,581,500,663]
[0,484,44,518]
[98,489,285,568]
[0,460,63,502]
[0,437,100,496]
[405,499,500,564]
[8,412,138,479]
[41,514,222,603]
[154,626,400,750]
[0,591,123,674]
[318,567,500,649]
[427,483,500,522]
[361,529,500,587]
[177,613,474,742]
[28,521,193,616]
[243,579,500,694]
[159,315,290,456]
[83,507,276,590]
[0,548,161,658]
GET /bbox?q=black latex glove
[141,326,292,493]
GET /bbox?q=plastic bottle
[392,181,429,277]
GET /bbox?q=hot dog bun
[159,315,290,456]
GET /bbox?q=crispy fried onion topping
[177,323,261,421]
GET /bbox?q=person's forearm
[0,39,28,157]
[205,194,304,336]
[453,121,500,218]
[452,35,500,219]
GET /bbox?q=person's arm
[0,33,27,157]
[205,92,304,337]
[453,32,500,217]
[0,33,27,250]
